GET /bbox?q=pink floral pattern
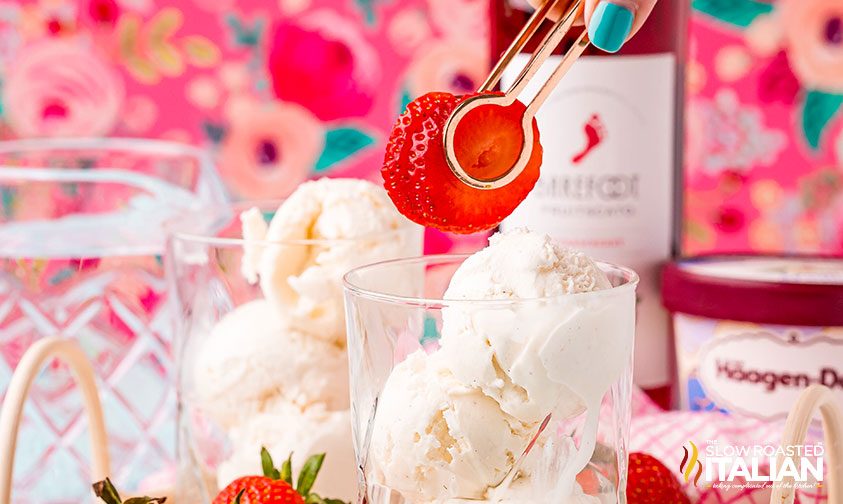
[687,0,843,254]
[3,40,123,137]
[219,97,324,198]
[3,0,839,256]
[268,10,379,122]
[0,0,489,225]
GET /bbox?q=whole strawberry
[93,477,166,504]
[627,452,690,504]
[213,448,348,504]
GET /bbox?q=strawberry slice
[382,92,542,234]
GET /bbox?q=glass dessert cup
[167,202,423,503]
[0,138,225,502]
[343,256,638,504]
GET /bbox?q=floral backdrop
[686,0,843,255]
[0,0,841,256]
[0,0,492,254]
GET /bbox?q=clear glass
[0,138,226,503]
[167,202,423,504]
[343,256,638,503]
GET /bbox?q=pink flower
[426,0,488,40]
[2,40,123,137]
[406,39,488,97]
[87,0,120,25]
[779,0,843,92]
[219,97,324,199]
[268,10,378,121]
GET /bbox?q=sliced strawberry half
[382,92,542,234]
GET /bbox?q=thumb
[584,0,658,52]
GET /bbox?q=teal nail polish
[589,2,634,53]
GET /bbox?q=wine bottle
[494,0,688,406]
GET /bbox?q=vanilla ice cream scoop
[192,300,349,429]
[437,229,614,425]
[242,178,421,343]
[443,228,611,301]
[217,403,357,502]
[369,351,534,501]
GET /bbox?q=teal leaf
[692,0,774,28]
[202,121,226,144]
[399,88,413,115]
[225,14,264,47]
[354,0,390,24]
[802,90,843,151]
[315,127,376,172]
[1,187,15,217]
[421,315,440,345]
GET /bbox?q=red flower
[714,206,746,233]
[267,12,377,121]
[758,51,800,105]
[88,0,120,25]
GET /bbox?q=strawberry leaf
[305,493,348,504]
[296,453,326,496]
[93,479,166,504]
[233,489,245,504]
[261,447,282,480]
[280,453,293,485]
[93,478,123,504]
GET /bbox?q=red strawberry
[212,448,348,504]
[213,475,303,504]
[382,91,542,234]
[627,452,690,504]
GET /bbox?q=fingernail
[588,1,634,53]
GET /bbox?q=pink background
[0,0,841,256]
[685,0,843,255]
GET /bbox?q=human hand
[526,0,659,53]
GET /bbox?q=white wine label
[501,53,677,388]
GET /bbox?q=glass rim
[0,136,210,158]
[343,254,640,307]
[167,199,422,247]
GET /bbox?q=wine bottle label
[501,53,677,389]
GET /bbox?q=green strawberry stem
[93,478,122,504]
[261,447,282,480]
[93,478,167,504]
[296,454,325,496]
[280,453,293,485]
[233,489,245,504]
[257,448,349,504]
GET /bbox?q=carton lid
[662,255,843,326]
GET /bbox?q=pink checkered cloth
[629,389,827,503]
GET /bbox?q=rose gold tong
[443,0,590,190]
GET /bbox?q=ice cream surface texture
[370,351,533,501]
[368,229,635,503]
[192,300,349,429]
[244,177,420,342]
[192,179,421,503]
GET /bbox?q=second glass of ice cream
[168,179,423,502]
